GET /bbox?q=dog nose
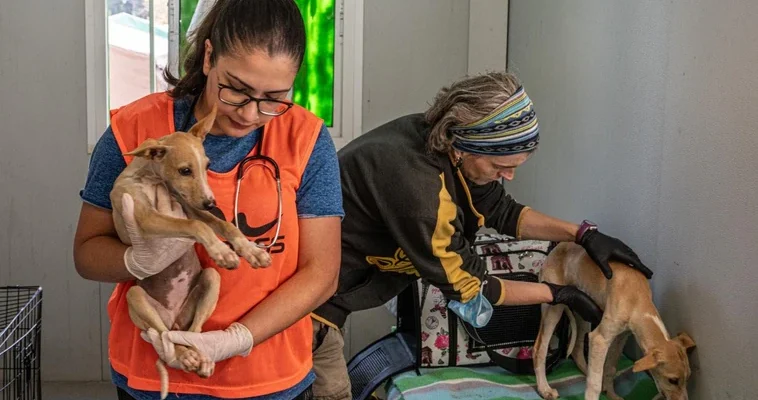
[203,199,216,210]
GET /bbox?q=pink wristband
[575,220,597,243]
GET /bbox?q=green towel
[386,356,659,400]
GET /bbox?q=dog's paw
[537,387,559,400]
[177,346,214,378]
[176,347,201,372]
[207,241,240,269]
[231,238,272,268]
[197,358,215,378]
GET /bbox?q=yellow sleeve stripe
[432,173,481,302]
[496,277,507,306]
[516,206,532,240]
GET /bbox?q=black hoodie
[312,114,526,328]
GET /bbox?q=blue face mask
[447,283,494,328]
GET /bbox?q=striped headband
[449,86,540,155]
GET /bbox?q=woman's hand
[578,230,653,279]
[140,329,185,370]
[121,186,196,279]
[141,323,254,372]
[543,282,604,326]
[514,209,653,279]
[164,322,254,361]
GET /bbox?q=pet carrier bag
[405,233,570,374]
[346,234,570,400]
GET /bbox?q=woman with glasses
[73,1,342,399]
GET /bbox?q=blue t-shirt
[80,95,344,219]
[82,96,341,399]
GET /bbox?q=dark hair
[164,0,306,98]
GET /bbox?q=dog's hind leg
[172,268,221,378]
[571,313,591,375]
[602,332,630,400]
[126,286,199,399]
[126,286,184,399]
[127,286,171,333]
[534,304,565,400]
[184,268,221,333]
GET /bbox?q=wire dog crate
[0,287,42,400]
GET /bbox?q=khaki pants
[311,319,352,400]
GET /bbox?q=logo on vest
[209,207,285,254]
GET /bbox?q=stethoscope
[182,95,283,251]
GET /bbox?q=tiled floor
[42,381,117,400]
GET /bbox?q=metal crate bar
[0,286,43,400]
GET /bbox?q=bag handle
[484,346,563,375]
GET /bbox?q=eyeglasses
[217,83,294,116]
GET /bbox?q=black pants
[116,386,314,400]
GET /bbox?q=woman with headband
[308,71,653,400]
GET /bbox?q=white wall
[0,0,104,382]
[360,0,470,133]
[467,0,508,75]
[507,1,758,398]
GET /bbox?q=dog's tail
[156,359,169,400]
[565,306,577,359]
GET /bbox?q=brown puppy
[533,242,695,400]
[110,104,271,399]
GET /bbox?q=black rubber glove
[579,229,653,280]
[544,282,603,327]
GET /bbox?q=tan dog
[533,242,695,400]
[109,104,271,399]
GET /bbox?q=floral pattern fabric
[417,234,554,367]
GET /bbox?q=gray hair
[424,71,521,153]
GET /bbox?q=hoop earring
[449,149,464,169]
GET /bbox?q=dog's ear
[125,138,170,161]
[672,332,696,351]
[633,350,661,373]
[188,102,217,141]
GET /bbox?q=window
[86,0,363,152]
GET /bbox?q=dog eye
[668,378,680,385]
[178,167,192,176]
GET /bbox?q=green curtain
[179,0,198,70]
[179,0,335,127]
[292,0,335,127]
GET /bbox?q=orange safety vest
[107,92,322,398]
